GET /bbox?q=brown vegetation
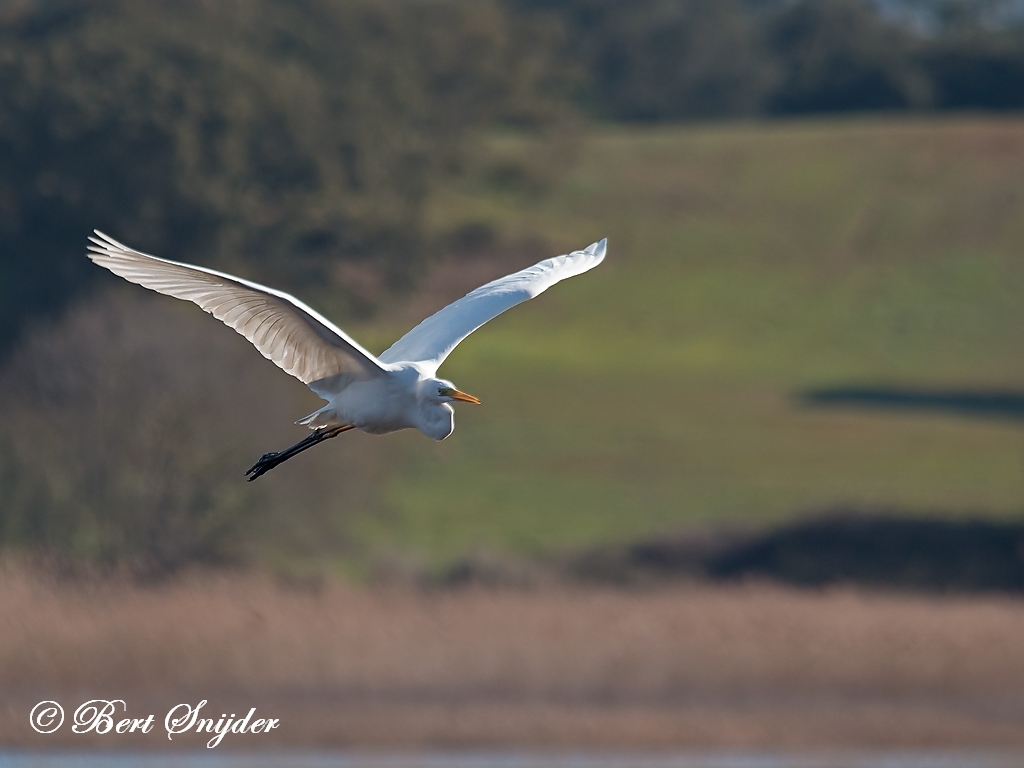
[3,568,1024,749]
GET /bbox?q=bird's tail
[295,405,336,429]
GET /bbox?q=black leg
[245,425,354,481]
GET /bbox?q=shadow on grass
[800,386,1024,420]
[571,512,1024,593]
[444,388,1024,594]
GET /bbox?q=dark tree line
[3,0,1024,360]
[512,0,1024,120]
[0,0,570,357]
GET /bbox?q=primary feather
[86,231,386,386]
[379,238,607,372]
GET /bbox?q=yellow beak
[449,388,481,405]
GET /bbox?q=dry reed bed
[3,570,1024,747]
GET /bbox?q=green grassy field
[344,116,1024,568]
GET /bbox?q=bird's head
[428,378,481,406]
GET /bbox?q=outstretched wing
[87,230,387,389]
[379,239,606,372]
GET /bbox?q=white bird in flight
[86,231,606,480]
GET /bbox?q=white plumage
[378,244,606,370]
[87,231,606,479]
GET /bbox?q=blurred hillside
[360,117,1024,571]
[7,117,1024,577]
[4,0,1024,577]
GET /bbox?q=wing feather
[86,230,387,387]
[379,239,606,371]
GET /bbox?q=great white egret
[86,231,606,480]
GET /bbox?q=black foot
[245,425,354,482]
[245,451,286,482]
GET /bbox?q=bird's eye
[438,387,451,397]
